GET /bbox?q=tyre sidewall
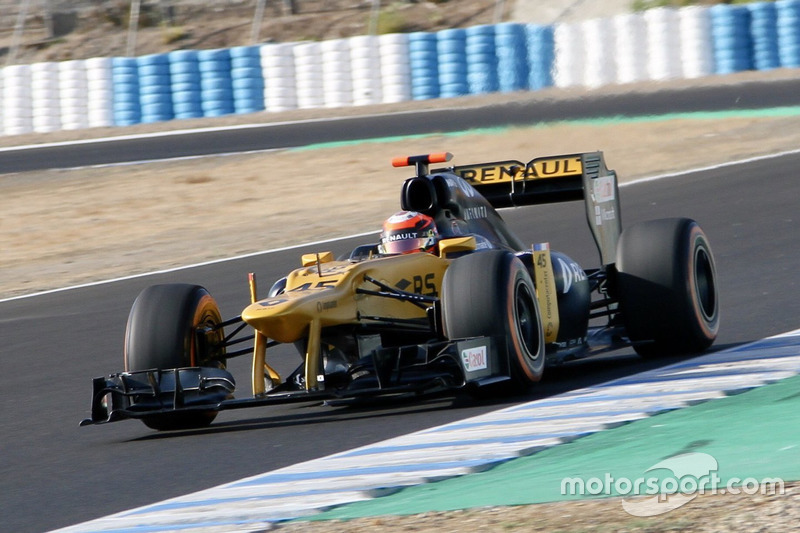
[125,283,223,371]
[616,218,719,355]
[442,251,544,387]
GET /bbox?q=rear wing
[447,152,621,266]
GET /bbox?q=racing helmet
[378,211,439,255]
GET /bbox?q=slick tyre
[125,283,226,430]
[442,250,545,391]
[616,218,719,357]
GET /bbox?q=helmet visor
[381,236,434,255]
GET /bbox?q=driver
[378,211,440,255]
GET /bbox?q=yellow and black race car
[82,152,719,430]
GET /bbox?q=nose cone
[241,296,310,344]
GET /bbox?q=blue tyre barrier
[408,32,439,100]
[437,28,468,98]
[169,50,203,119]
[111,57,141,126]
[710,4,753,74]
[228,46,265,114]
[137,54,173,122]
[776,0,800,67]
[198,48,234,117]
[748,2,780,70]
[466,24,499,94]
[527,24,554,90]
[495,22,528,93]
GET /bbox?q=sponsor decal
[557,257,588,294]
[455,156,583,185]
[593,175,616,202]
[386,232,419,242]
[533,245,560,343]
[463,205,488,221]
[316,300,337,312]
[461,346,488,372]
[594,205,616,226]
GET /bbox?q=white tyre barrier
[645,7,682,81]
[322,39,353,108]
[582,18,616,88]
[679,7,715,79]
[379,33,411,103]
[293,42,324,109]
[2,64,34,135]
[553,22,583,88]
[31,62,60,133]
[613,13,648,84]
[261,43,297,112]
[349,35,382,105]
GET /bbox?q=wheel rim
[694,245,717,322]
[515,282,540,360]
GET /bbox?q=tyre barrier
[86,57,114,128]
[408,31,439,101]
[711,4,754,74]
[527,24,554,90]
[198,48,235,117]
[293,42,324,109]
[613,13,648,84]
[138,54,173,123]
[31,62,60,133]
[645,8,682,81]
[111,57,141,127]
[749,1,781,70]
[679,7,715,79]
[349,35,383,106]
[437,28,468,99]
[230,45,266,114]
[494,23,525,93]
[379,33,412,103]
[260,43,298,112]
[169,50,203,120]
[776,0,800,67]
[2,2,800,135]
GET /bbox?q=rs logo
[413,273,437,296]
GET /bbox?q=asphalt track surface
[3,93,800,532]
[1,76,800,173]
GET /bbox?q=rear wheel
[441,250,545,391]
[125,283,226,430]
[616,218,719,357]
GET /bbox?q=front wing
[81,336,506,426]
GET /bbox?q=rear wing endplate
[448,152,621,266]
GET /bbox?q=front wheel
[441,250,545,391]
[615,218,719,357]
[125,283,226,430]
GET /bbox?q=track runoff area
[54,330,800,532]
[51,148,800,532]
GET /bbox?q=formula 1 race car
[82,151,719,430]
